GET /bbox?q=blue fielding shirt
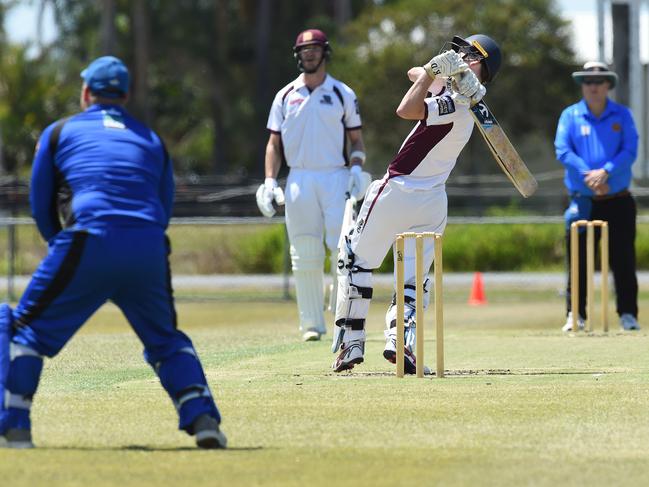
[554,98,638,195]
[30,104,174,241]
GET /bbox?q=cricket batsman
[257,29,371,342]
[0,56,226,448]
[331,35,502,373]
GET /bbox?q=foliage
[8,222,649,275]
[0,0,580,180]
[332,0,578,175]
[0,43,78,175]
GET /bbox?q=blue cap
[80,56,129,98]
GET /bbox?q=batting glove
[453,70,487,105]
[423,50,468,80]
[450,92,472,107]
[348,165,372,200]
[255,178,285,218]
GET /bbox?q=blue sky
[4,0,648,62]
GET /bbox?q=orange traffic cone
[468,272,487,306]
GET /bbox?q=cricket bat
[337,194,357,250]
[470,100,538,198]
[331,193,357,353]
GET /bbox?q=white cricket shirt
[386,87,474,190]
[267,74,362,169]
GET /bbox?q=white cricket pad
[332,240,373,352]
[327,253,338,313]
[290,235,326,333]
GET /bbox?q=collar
[85,103,126,114]
[577,98,619,120]
[293,73,333,92]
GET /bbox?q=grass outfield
[2,286,649,486]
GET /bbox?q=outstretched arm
[396,69,432,120]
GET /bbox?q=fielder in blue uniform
[555,61,640,332]
[0,56,226,449]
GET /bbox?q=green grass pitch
[2,285,649,486]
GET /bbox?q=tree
[0,44,78,175]
[332,0,577,177]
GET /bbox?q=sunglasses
[583,78,607,85]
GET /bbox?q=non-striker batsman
[332,35,501,373]
[0,56,226,449]
[257,29,371,342]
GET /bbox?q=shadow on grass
[39,445,264,452]
[327,369,612,378]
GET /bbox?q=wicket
[570,220,609,332]
[394,232,444,378]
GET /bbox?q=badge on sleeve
[437,96,455,116]
[612,122,621,132]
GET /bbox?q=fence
[6,214,649,302]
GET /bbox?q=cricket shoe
[332,339,364,372]
[193,414,227,449]
[561,312,585,332]
[620,314,641,331]
[302,327,323,342]
[1,428,34,449]
[382,329,417,375]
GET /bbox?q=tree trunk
[254,0,272,176]
[612,3,629,106]
[100,0,116,54]
[210,0,228,173]
[131,0,151,123]
[0,126,5,176]
[334,0,352,27]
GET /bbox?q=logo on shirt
[437,96,456,116]
[320,95,333,105]
[356,217,365,234]
[354,99,360,114]
[580,125,591,136]
[102,109,125,129]
[612,122,621,132]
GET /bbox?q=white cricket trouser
[350,178,447,285]
[285,167,349,251]
[285,167,349,333]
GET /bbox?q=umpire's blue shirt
[31,104,174,240]
[554,98,638,195]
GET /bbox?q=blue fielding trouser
[2,226,220,434]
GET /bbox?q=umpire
[0,56,226,448]
[555,61,640,332]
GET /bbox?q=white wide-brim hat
[572,61,618,88]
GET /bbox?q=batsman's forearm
[348,130,365,166]
[264,141,282,179]
[396,73,430,120]
[408,67,425,82]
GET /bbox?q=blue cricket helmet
[451,34,502,83]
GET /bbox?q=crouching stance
[332,34,502,373]
[0,56,225,449]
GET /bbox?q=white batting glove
[255,178,284,218]
[453,70,487,105]
[423,50,468,79]
[451,92,472,107]
[348,165,372,200]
